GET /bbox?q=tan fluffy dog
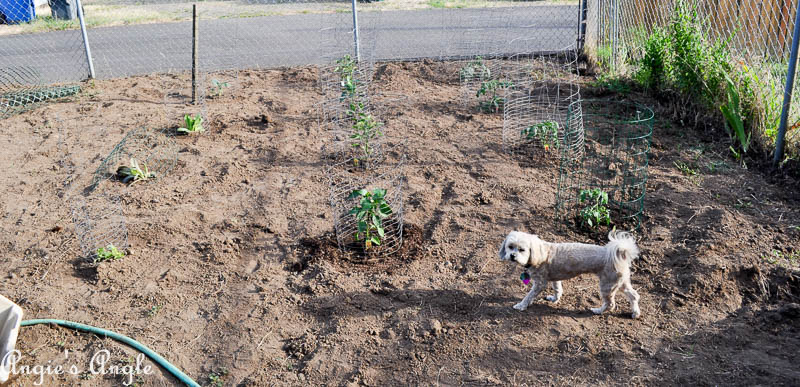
[498,230,641,318]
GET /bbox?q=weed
[634,27,669,90]
[720,73,749,153]
[673,160,698,176]
[210,79,230,97]
[521,121,560,151]
[476,79,513,113]
[348,188,393,249]
[592,74,632,95]
[734,199,752,209]
[705,160,728,173]
[762,249,799,267]
[729,146,747,168]
[116,158,155,184]
[177,114,204,134]
[95,244,125,263]
[578,189,611,229]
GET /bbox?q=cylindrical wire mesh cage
[503,80,581,159]
[556,99,654,231]
[319,51,374,102]
[91,127,179,189]
[327,155,406,260]
[0,66,80,119]
[70,192,129,261]
[460,49,580,113]
[318,92,408,169]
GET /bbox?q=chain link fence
[1,0,581,84]
[584,0,800,164]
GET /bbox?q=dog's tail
[607,230,640,272]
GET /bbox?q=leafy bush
[348,188,393,249]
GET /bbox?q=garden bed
[0,59,798,386]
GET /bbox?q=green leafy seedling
[346,100,383,166]
[521,121,560,151]
[116,158,155,184]
[211,79,230,97]
[177,114,204,134]
[459,56,491,81]
[95,244,125,263]
[335,55,359,99]
[476,79,513,113]
[348,188,393,250]
[578,189,611,229]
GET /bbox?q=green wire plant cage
[555,100,654,231]
[0,67,80,119]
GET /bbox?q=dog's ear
[498,235,508,260]
[526,234,548,267]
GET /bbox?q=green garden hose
[20,319,199,387]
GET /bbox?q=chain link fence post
[775,0,800,167]
[351,0,360,62]
[75,0,95,79]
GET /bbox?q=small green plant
[673,160,698,176]
[210,79,230,97]
[476,79,513,113]
[208,368,229,387]
[592,74,632,95]
[761,249,799,267]
[459,56,491,81]
[95,244,125,263]
[521,121,560,151]
[348,188,393,250]
[177,114,204,134]
[116,158,155,184]
[147,305,162,317]
[578,189,611,229]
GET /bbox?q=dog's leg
[545,281,563,302]
[514,278,547,311]
[591,283,617,315]
[623,279,641,319]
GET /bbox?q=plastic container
[49,0,76,20]
[0,0,35,24]
[0,294,23,383]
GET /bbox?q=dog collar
[520,272,531,285]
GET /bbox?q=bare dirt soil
[1,60,799,386]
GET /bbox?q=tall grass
[614,0,795,163]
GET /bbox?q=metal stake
[192,4,198,105]
[351,0,360,62]
[75,0,95,79]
